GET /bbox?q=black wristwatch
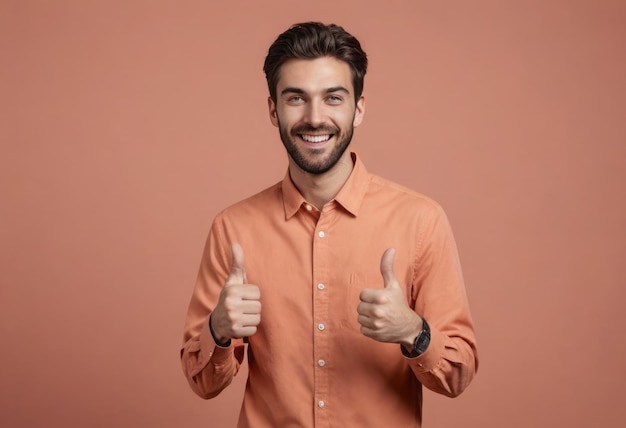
[402,318,431,358]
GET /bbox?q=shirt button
[318,231,325,238]
[317,283,325,290]
[318,400,325,408]
[318,359,326,367]
[318,323,325,331]
[305,204,312,211]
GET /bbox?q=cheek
[276,108,297,126]
[337,112,357,129]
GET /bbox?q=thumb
[226,243,247,285]
[380,248,399,289]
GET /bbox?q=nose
[304,99,325,127]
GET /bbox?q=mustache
[291,124,339,135]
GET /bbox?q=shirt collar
[281,152,370,219]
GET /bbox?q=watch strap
[401,317,431,358]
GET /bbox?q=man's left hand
[357,248,423,348]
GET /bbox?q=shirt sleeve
[180,213,245,399]
[405,204,479,397]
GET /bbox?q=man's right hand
[210,243,261,344]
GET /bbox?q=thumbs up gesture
[357,248,422,347]
[210,244,261,344]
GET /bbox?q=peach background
[1,1,625,427]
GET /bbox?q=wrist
[209,315,231,347]
[401,316,424,348]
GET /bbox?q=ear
[268,97,278,127]
[353,95,365,128]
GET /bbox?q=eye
[326,95,343,104]
[287,95,305,104]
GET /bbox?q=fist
[210,243,261,343]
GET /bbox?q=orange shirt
[181,153,478,427]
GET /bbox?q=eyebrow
[280,86,351,96]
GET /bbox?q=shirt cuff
[403,324,444,373]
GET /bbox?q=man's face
[268,57,365,175]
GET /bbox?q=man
[181,22,478,427]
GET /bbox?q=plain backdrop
[1,1,625,427]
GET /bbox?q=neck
[288,152,354,210]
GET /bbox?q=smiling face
[268,57,365,175]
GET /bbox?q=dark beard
[278,122,354,175]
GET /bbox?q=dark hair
[263,22,368,102]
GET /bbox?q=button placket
[312,211,331,425]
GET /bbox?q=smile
[300,134,332,143]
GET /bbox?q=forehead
[277,57,353,94]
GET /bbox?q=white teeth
[301,134,331,143]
